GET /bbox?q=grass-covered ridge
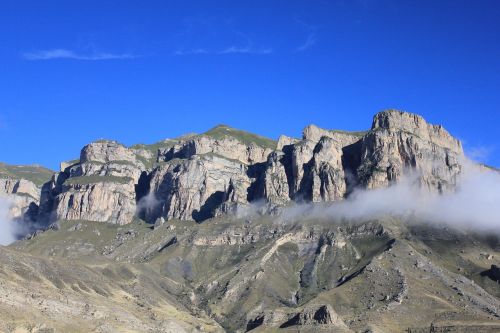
[64,175,133,186]
[329,129,368,137]
[0,162,54,186]
[203,124,277,150]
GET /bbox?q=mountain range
[0,110,499,332]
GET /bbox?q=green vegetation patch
[329,129,367,137]
[0,162,54,186]
[64,175,133,186]
[203,124,277,150]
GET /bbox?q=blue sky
[0,0,499,170]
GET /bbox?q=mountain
[0,110,499,332]
[2,109,464,228]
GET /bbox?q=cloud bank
[276,162,500,231]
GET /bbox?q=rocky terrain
[0,110,499,332]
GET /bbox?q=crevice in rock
[341,139,363,197]
[246,162,267,202]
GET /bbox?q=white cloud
[0,196,17,245]
[173,48,210,56]
[173,46,273,56]
[219,46,273,55]
[296,33,317,52]
[295,18,318,52]
[22,49,136,61]
[276,161,500,231]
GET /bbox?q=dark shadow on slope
[480,265,500,283]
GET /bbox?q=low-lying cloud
[276,161,500,231]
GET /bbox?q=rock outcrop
[158,125,275,165]
[357,110,463,192]
[0,178,40,222]
[144,154,251,222]
[0,163,53,224]
[38,140,143,225]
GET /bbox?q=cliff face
[358,111,463,192]
[27,110,466,225]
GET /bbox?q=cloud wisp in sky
[22,49,137,61]
[218,45,273,55]
[174,45,273,56]
[295,18,318,52]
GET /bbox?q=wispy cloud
[22,49,137,61]
[297,33,317,52]
[173,45,272,56]
[218,46,272,55]
[295,18,318,52]
[173,48,209,56]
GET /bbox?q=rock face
[158,125,275,165]
[0,163,53,225]
[0,178,40,222]
[358,111,463,192]
[26,110,468,225]
[144,154,251,222]
[38,140,143,225]
[53,179,136,225]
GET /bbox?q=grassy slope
[203,125,277,150]
[11,216,500,332]
[0,162,54,186]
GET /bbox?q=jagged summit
[1,110,465,226]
